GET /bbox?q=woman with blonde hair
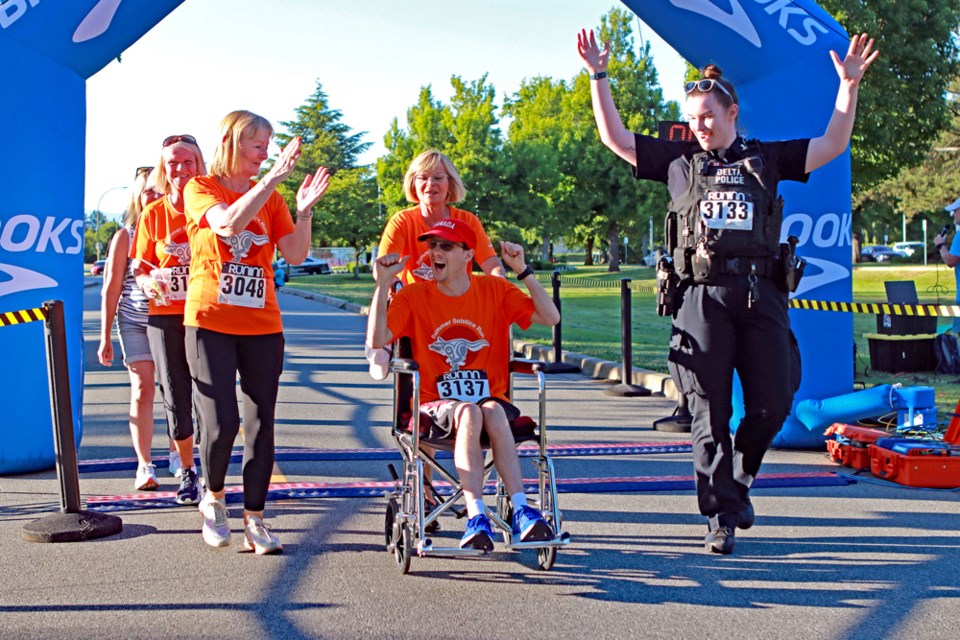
[97,166,163,490]
[132,134,206,505]
[184,110,329,553]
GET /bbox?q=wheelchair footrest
[503,531,571,550]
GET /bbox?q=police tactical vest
[670,140,783,274]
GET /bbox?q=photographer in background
[934,198,960,332]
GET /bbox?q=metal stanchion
[604,279,651,397]
[541,270,579,374]
[21,300,122,543]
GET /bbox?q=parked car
[891,241,925,258]
[273,256,331,277]
[90,260,106,275]
[861,245,898,263]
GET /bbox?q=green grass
[289,263,960,414]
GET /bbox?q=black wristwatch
[515,265,535,281]
[592,71,607,81]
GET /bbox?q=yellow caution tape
[0,307,48,327]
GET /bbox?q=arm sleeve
[631,134,692,183]
[467,214,497,266]
[130,209,155,264]
[378,212,406,256]
[385,288,413,342]
[269,190,296,240]
[183,177,218,229]
[501,279,535,330]
[768,139,812,183]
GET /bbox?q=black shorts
[407,397,533,441]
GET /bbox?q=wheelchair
[383,338,570,574]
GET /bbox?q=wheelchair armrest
[391,358,419,373]
[509,359,542,375]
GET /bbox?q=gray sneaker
[176,468,201,505]
[242,515,283,555]
[200,497,231,548]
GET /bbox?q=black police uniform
[633,133,809,531]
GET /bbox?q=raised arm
[367,253,408,349]
[577,29,636,166]
[276,165,331,264]
[204,137,304,237]
[806,33,879,173]
[499,241,560,326]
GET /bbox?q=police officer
[578,29,877,554]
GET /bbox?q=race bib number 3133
[218,261,266,308]
[436,370,490,403]
[699,200,754,231]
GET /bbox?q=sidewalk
[0,285,957,639]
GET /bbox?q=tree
[314,167,382,279]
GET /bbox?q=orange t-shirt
[182,176,295,335]
[131,197,192,316]
[377,207,496,284]
[386,274,534,403]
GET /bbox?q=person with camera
[578,28,877,554]
[935,199,960,332]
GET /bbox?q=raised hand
[499,240,527,274]
[265,136,303,185]
[374,253,408,286]
[577,29,609,75]
[830,33,879,86]
[297,166,330,212]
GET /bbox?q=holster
[656,256,679,317]
[778,235,806,293]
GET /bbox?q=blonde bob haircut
[153,139,207,196]
[402,150,466,204]
[210,110,273,178]
[122,168,158,227]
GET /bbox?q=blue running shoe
[512,505,554,542]
[460,514,494,552]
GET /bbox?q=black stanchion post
[604,279,651,397]
[541,269,579,374]
[21,300,122,543]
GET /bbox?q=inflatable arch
[0,0,852,473]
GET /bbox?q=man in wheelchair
[367,218,561,552]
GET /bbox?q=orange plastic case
[868,439,960,488]
[823,423,888,471]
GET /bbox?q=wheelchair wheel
[384,499,398,551]
[395,524,412,574]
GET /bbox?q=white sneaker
[134,463,159,491]
[168,451,181,478]
[200,496,232,548]
[365,345,391,381]
[242,515,283,555]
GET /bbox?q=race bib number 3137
[436,370,490,403]
[218,261,266,308]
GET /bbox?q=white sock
[466,498,485,518]
[510,492,528,511]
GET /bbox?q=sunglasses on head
[427,239,465,252]
[684,79,732,99]
[135,166,154,177]
[162,134,198,148]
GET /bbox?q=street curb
[281,285,678,400]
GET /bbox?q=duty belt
[715,256,779,278]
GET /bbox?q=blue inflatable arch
[621,0,854,448]
[0,0,185,473]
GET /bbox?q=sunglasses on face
[427,240,465,252]
[684,79,732,99]
[135,166,154,177]
[162,134,198,148]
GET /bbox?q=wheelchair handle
[391,358,419,372]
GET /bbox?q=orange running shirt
[131,197,192,316]
[182,176,295,335]
[386,274,534,403]
[377,207,496,284]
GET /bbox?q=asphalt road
[0,283,957,639]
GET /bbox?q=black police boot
[705,517,736,555]
[736,497,755,530]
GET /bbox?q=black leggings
[185,326,284,512]
[147,314,194,442]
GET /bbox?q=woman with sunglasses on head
[183,110,329,553]
[131,135,207,505]
[578,29,877,555]
[368,150,505,379]
[98,166,164,491]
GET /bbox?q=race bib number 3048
[218,262,266,308]
[436,370,490,403]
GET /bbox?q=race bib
[699,200,754,231]
[167,265,189,302]
[436,370,490,403]
[217,261,266,308]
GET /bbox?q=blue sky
[85,0,686,215]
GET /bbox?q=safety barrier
[1,300,122,543]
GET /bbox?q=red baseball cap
[417,218,476,250]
